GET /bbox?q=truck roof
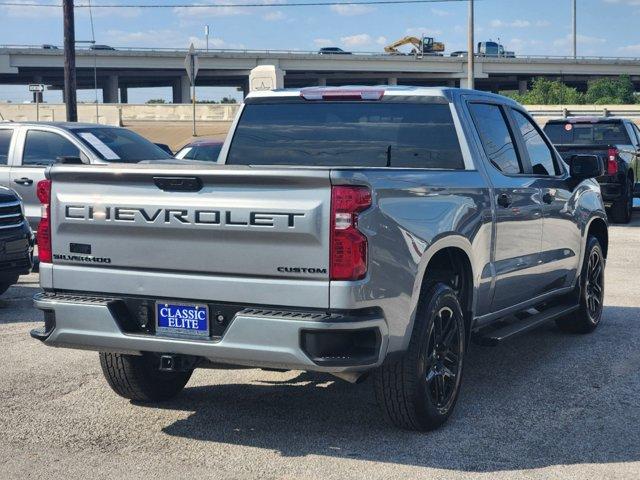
[245,85,518,105]
[0,121,116,130]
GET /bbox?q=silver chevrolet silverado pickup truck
[31,86,608,431]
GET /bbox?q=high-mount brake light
[607,147,619,175]
[330,185,372,281]
[36,179,52,263]
[300,88,385,101]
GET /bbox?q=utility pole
[205,25,210,52]
[572,0,577,59]
[62,0,77,121]
[467,0,474,89]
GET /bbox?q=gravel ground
[1,213,639,480]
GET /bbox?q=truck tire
[99,352,193,402]
[0,276,18,296]
[556,236,605,334]
[609,177,633,224]
[374,283,466,431]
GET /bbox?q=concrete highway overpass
[3,46,640,103]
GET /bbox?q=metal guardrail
[2,44,640,61]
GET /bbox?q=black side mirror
[570,154,604,180]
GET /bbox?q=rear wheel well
[421,247,473,337]
[587,218,608,258]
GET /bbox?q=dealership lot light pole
[572,0,577,58]
[62,0,77,122]
[467,0,474,89]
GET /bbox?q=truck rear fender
[402,235,476,352]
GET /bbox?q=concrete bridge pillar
[387,77,398,86]
[172,76,191,103]
[518,79,528,95]
[318,77,327,87]
[103,75,119,103]
[120,87,128,104]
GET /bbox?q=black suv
[0,188,33,295]
[544,117,639,223]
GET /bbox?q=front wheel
[0,275,18,296]
[556,235,605,334]
[374,283,466,431]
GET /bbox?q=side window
[0,129,13,165]
[469,103,522,174]
[511,110,559,176]
[23,130,79,166]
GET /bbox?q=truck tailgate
[47,164,331,305]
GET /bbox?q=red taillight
[330,185,371,281]
[36,179,52,263]
[607,147,619,175]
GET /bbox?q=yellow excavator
[384,36,445,56]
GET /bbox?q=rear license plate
[156,302,209,338]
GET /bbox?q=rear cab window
[544,120,631,145]
[226,100,465,169]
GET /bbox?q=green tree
[507,78,584,105]
[220,97,237,104]
[584,75,636,104]
[146,98,166,104]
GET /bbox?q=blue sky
[0,0,638,102]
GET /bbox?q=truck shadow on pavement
[149,304,640,472]
[0,280,41,324]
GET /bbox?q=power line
[0,0,472,8]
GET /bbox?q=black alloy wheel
[424,306,462,411]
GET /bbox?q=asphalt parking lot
[1,212,639,480]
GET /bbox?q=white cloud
[376,36,388,46]
[431,7,451,17]
[340,33,372,47]
[553,33,607,47]
[173,1,250,18]
[329,4,374,16]
[263,11,285,21]
[104,29,243,50]
[618,44,640,54]
[490,18,551,28]
[313,38,334,47]
[490,19,531,28]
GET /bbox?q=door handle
[497,193,512,208]
[13,177,33,186]
[542,192,555,204]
